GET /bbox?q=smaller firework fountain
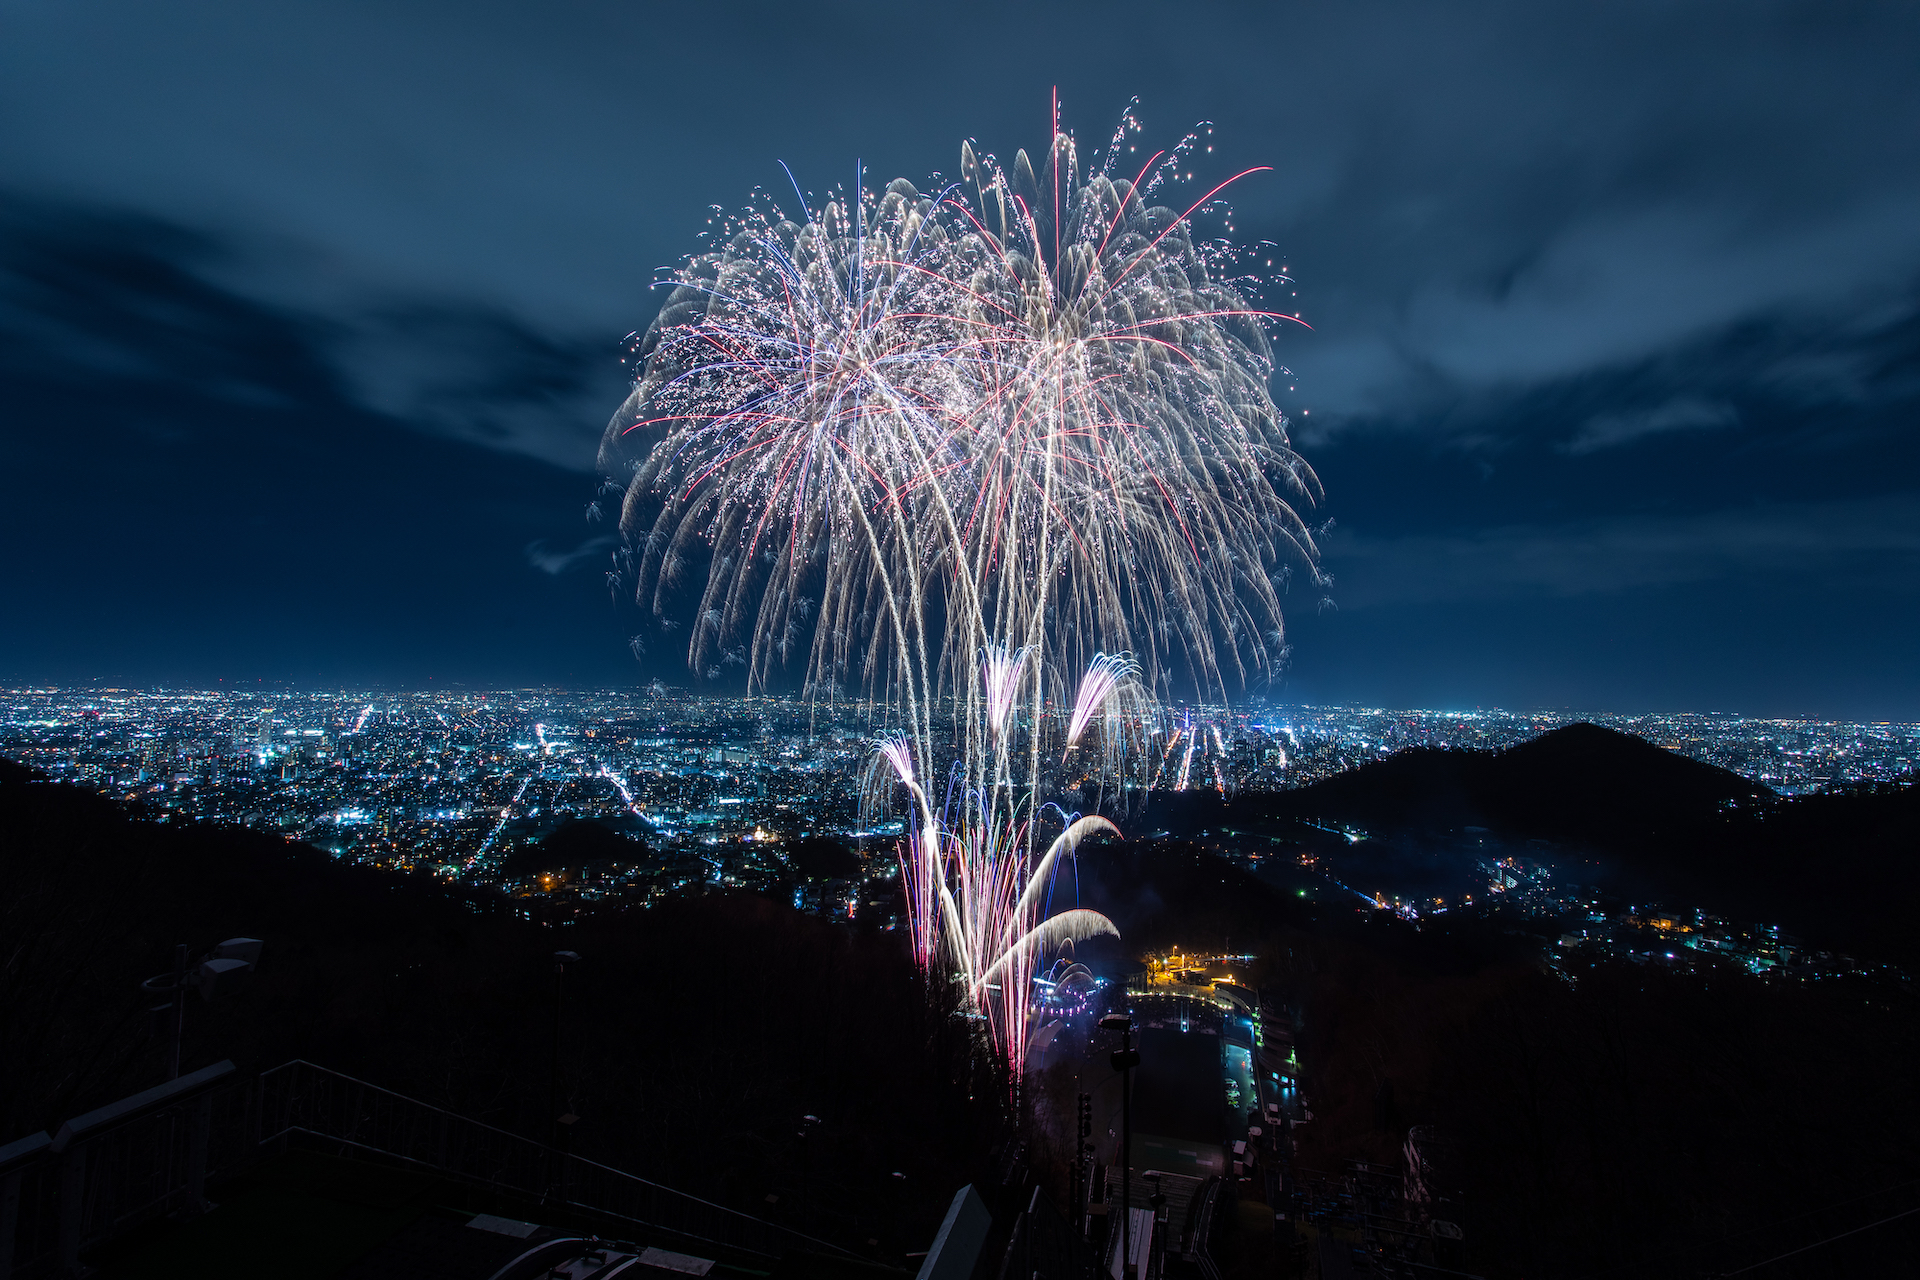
[875,693,1126,1064]
[866,648,1166,1067]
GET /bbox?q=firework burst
[601,106,1321,1069]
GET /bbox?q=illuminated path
[468,774,532,869]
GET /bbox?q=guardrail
[1184,1177,1222,1280]
[1,1060,243,1279]
[0,1132,53,1280]
[996,1184,1096,1280]
[253,1059,860,1262]
[0,1059,858,1277]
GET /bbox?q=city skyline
[10,682,1908,988]
[9,684,1909,848]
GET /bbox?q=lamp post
[1071,1089,1092,1237]
[551,951,581,1151]
[1100,1012,1138,1279]
[140,939,263,1082]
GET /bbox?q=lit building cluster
[0,687,891,907]
[3,689,1914,945]
[1550,906,1892,983]
[1179,702,1919,795]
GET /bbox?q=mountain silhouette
[1171,723,1769,844]
[1158,723,1920,962]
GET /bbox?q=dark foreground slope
[1052,830,1920,1278]
[1279,930,1920,1278]
[0,761,985,1256]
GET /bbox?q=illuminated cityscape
[5,686,1911,908]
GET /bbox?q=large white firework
[601,112,1322,1067]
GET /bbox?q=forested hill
[1164,722,1770,841]
[1152,723,1920,963]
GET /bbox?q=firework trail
[600,104,1321,1068]
[878,733,1119,1057]
[982,643,1030,741]
[1177,710,1198,792]
[875,733,943,969]
[1065,652,1139,751]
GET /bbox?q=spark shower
[599,105,1322,1070]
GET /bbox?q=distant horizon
[6,682,1915,727]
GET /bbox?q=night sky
[3,1,1916,717]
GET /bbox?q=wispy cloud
[0,199,624,472]
[1562,396,1738,455]
[326,305,622,472]
[524,535,615,576]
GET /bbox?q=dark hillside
[1253,745,1488,832]
[0,764,985,1256]
[1681,781,1920,962]
[1180,723,1769,842]
[1153,725,1920,961]
[1484,721,1771,841]
[1037,825,1920,1275]
[1277,935,1920,1278]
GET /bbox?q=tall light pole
[1072,1089,1092,1239]
[1100,1012,1138,1278]
[140,939,262,1081]
[551,951,581,1152]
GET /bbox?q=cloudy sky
[3,0,1916,716]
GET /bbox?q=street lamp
[1099,1012,1139,1279]
[140,938,263,1082]
[551,951,582,1156]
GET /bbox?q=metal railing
[1,1060,246,1279]
[996,1184,1099,1280]
[1184,1177,1222,1280]
[1,1059,859,1277]
[0,1133,53,1280]
[254,1060,859,1261]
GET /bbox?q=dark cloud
[328,305,623,469]
[7,0,1916,441]
[0,198,644,687]
[1322,494,1920,609]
